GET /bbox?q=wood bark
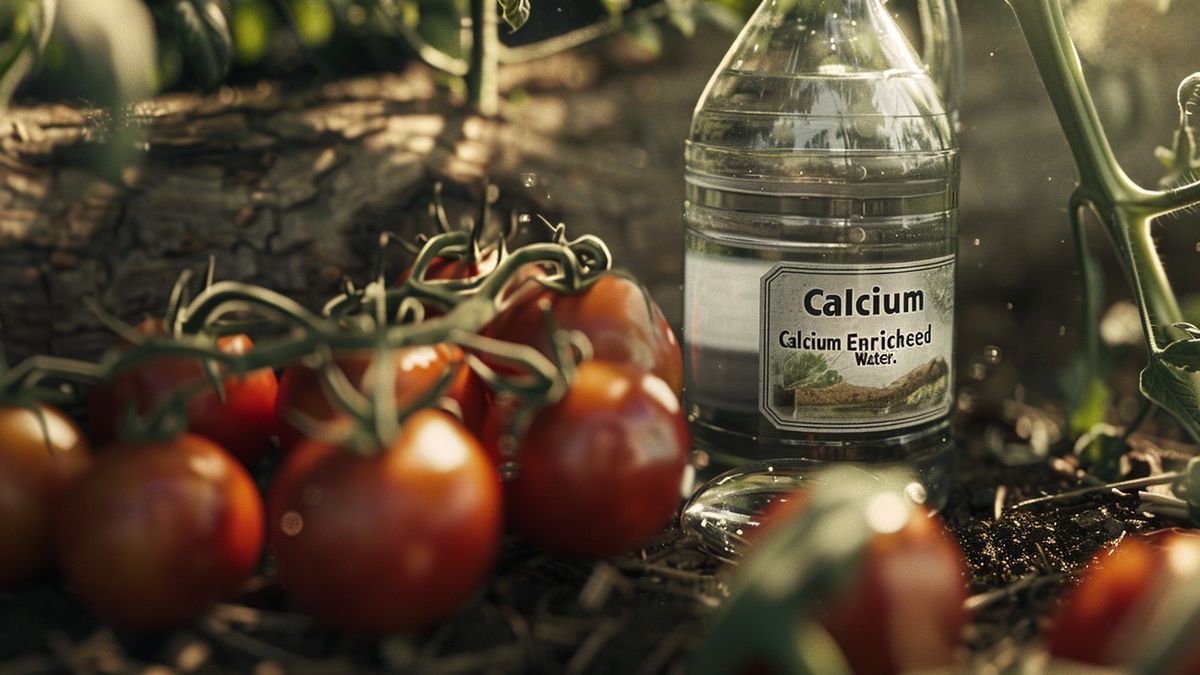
[0,44,695,363]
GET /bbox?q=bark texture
[0,44,695,363]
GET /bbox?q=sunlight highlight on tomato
[267,409,502,634]
[55,434,263,631]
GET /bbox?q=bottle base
[681,412,955,557]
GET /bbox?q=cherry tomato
[493,360,690,558]
[88,321,278,467]
[275,344,486,452]
[397,247,500,285]
[266,409,502,634]
[753,493,969,675]
[1046,529,1200,674]
[55,434,264,631]
[0,404,91,586]
[484,274,683,393]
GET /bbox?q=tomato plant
[484,273,683,393]
[275,343,486,451]
[266,408,502,635]
[1046,529,1200,674]
[493,360,689,558]
[55,433,263,632]
[0,404,91,586]
[398,246,500,286]
[88,321,278,467]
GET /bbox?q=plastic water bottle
[682,0,961,528]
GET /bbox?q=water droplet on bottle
[972,238,981,246]
[983,345,1002,364]
[520,172,537,188]
[1006,302,1014,311]
[848,226,867,243]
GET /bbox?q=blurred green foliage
[0,0,758,108]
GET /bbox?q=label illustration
[759,256,954,432]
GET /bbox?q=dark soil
[1,399,1186,674]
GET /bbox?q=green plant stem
[1007,0,1200,439]
[467,0,499,116]
[1122,398,1155,440]
[1005,0,1135,200]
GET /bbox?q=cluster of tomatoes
[0,230,691,636]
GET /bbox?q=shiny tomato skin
[274,344,485,452]
[397,248,500,285]
[484,274,683,393]
[1046,529,1200,674]
[820,507,968,675]
[0,404,91,586]
[187,334,279,466]
[55,434,264,632]
[87,324,278,467]
[266,409,502,635]
[500,361,689,558]
[750,492,968,675]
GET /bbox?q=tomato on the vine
[0,404,91,586]
[275,343,486,452]
[1046,529,1200,674]
[88,321,278,467]
[55,433,264,631]
[489,360,689,558]
[267,408,502,634]
[484,274,683,393]
[397,247,500,285]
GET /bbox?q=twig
[197,617,310,665]
[1008,473,1180,511]
[565,617,627,675]
[964,573,1062,612]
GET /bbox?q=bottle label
[759,256,954,433]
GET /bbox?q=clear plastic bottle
[682,0,960,528]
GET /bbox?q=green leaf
[600,0,629,19]
[172,0,233,90]
[1140,359,1200,442]
[1069,373,1111,438]
[0,0,56,107]
[780,352,842,391]
[415,0,464,60]
[497,0,529,31]
[666,0,696,37]
[624,17,662,55]
[1160,338,1200,373]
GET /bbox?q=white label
[759,257,954,432]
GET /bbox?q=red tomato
[0,404,91,586]
[266,409,502,634]
[88,322,278,467]
[55,434,264,631]
[493,361,690,558]
[1046,529,1200,674]
[397,247,500,285]
[275,344,486,452]
[750,490,968,675]
[484,274,683,393]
